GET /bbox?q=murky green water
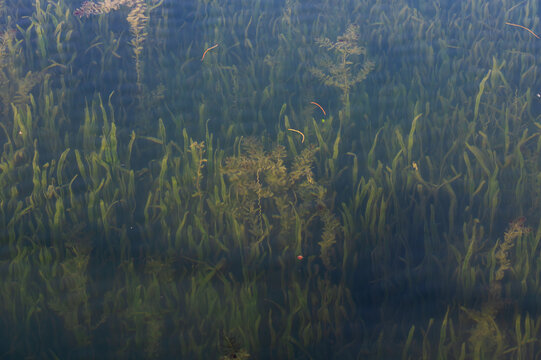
[1,0,540,358]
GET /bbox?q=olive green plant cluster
[458,218,532,359]
[310,24,375,121]
[0,29,43,117]
[402,217,539,360]
[74,0,163,94]
[219,333,250,360]
[223,138,340,269]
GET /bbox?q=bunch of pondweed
[310,24,374,120]
[461,217,532,358]
[223,137,340,269]
[74,0,163,93]
[0,29,44,117]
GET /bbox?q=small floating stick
[505,22,540,39]
[201,44,219,61]
[287,128,305,143]
[310,101,326,116]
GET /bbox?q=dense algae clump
[223,137,340,269]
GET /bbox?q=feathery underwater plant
[74,0,139,17]
[74,0,162,93]
[0,29,44,117]
[490,217,530,301]
[219,332,250,360]
[310,24,374,120]
[462,217,532,357]
[223,138,340,268]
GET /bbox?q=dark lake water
[1,0,541,358]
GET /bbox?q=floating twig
[310,101,326,116]
[287,128,305,143]
[201,44,219,61]
[505,22,540,39]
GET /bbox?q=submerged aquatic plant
[224,138,308,240]
[73,0,139,17]
[310,24,374,119]
[461,217,532,357]
[223,138,340,268]
[490,217,531,300]
[74,0,162,93]
[0,29,44,116]
[219,333,250,360]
